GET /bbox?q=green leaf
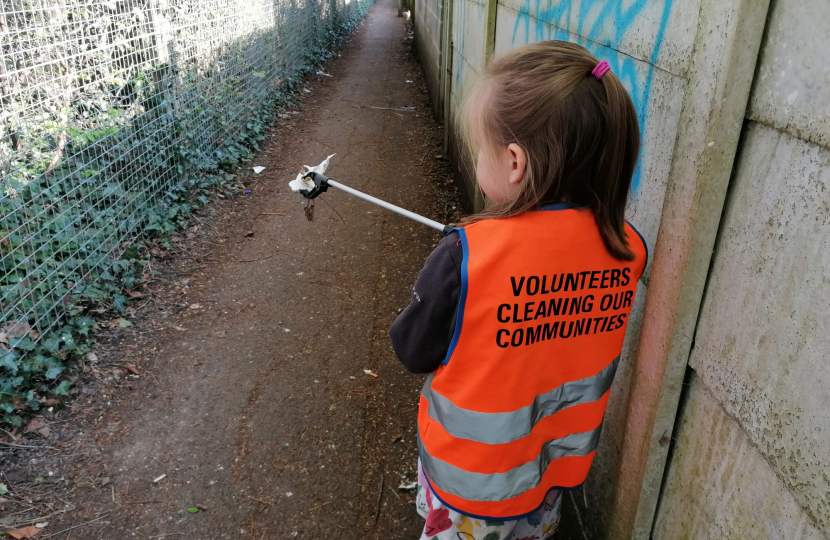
[45,365,64,380]
[3,414,23,427]
[53,380,72,396]
[10,337,36,352]
[25,390,40,411]
[0,351,20,376]
[187,507,200,514]
[116,318,133,328]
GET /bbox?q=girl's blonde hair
[461,40,640,261]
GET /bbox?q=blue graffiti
[510,0,675,191]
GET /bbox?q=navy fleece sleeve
[389,231,463,374]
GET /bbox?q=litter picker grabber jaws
[295,171,456,235]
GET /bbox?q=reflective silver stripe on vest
[421,356,618,445]
[418,425,602,501]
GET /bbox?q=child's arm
[389,231,463,374]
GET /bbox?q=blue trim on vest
[441,227,468,366]
[626,220,649,273]
[419,460,577,522]
[536,202,574,211]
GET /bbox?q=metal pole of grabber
[326,179,449,233]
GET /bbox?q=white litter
[398,482,418,491]
[316,70,332,77]
[252,166,266,174]
[288,153,336,193]
[153,474,167,483]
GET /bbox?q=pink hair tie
[591,60,611,80]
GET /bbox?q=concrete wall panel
[653,375,826,540]
[415,0,444,116]
[748,0,830,148]
[689,122,830,534]
[452,0,486,76]
[496,0,700,77]
[579,282,648,536]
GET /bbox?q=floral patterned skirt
[416,461,562,540]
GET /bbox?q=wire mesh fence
[1,0,368,402]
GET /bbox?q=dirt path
[1,3,466,538]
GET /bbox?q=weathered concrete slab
[579,283,649,536]
[452,0,487,75]
[689,121,830,535]
[415,0,444,115]
[654,374,826,540]
[610,0,772,536]
[494,7,685,274]
[495,0,700,77]
[748,0,830,148]
[448,37,483,202]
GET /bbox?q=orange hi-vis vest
[417,205,648,520]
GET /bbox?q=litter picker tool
[288,154,455,234]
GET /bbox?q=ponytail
[592,67,639,261]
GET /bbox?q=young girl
[390,41,648,539]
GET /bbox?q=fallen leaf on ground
[7,525,44,538]
[3,320,31,339]
[187,507,200,514]
[123,363,139,375]
[11,396,27,411]
[25,417,46,433]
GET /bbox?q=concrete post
[440,0,454,153]
[484,0,496,64]
[607,0,772,538]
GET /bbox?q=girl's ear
[506,143,527,185]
